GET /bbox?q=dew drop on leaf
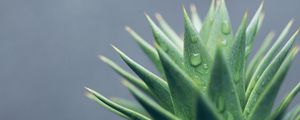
[221,21,231,35]
[203,63,209,70]
[190,53,202,66]
[198,63,209,74]
[221,39,228,46]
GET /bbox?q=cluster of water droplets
[220,21,232,46]
[188,36,210,75]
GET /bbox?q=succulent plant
[85,0,300,120]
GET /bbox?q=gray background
[0,0,299,120]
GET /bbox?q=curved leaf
[246,32,275,86]
[282,105,300,120]
[113,46,174,112]
[86,92,130,119]
[270,73,300,120]
[145,14,183,67]
[125,26,166,79]
[246,21,295,98]
[124,81,180,120]
[99,56,151,96]
[244,30,299,118]
[246,47,298,120]
[245,2,264,58]
[85,87,151,120]
[230,12,248,107]
[155,13,183,50]
[111,97,149,117]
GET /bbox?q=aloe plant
[85,0,300,120]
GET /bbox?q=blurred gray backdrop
[0,0,299,120]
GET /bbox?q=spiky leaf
[183,6,213,93]
[246,32,275,86]
[245,2,264,58]
[86,88,151,120]
[99,56,151,96]
[208,46,243,120]
[125,26,166,79]
[244,30,299,118]
[229,12,248,107]
[246,47,298,120]
[190,4,202,32]
[246,21,295,98]
[124,81,179,120]
[206,0,233,56]
[155,13,183,50]
[111,97,149,117]
[146,14,183,67]
[270,76,300,120]
[113,46,174,112]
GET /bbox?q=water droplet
[221,39,227,46]
[203,64,208,70]
[217,96,225,112]
[190,53,202,66]
[222,21,231,35]
[225,111,234,120]
[198,63,209,74]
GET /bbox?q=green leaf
[246,47,298,120]
[157,46,198,120]
[155,13,183,50]
[85,87,151,120]
[246,32,275,86]
[113,46,174,112]
[157,46,221,120]
[195,94,223,120]
[230,12,248,107]
[124,81,180,120]
[246,21,295,98]
[111,97,150,117]
[200,0,216,44]
[86,92,130,119]
[125,26,166,79]
[245,2,264,58]
[282,105,300,120]
[146,14,183,67]
[208,46,243,120]
[183,6,213,93]
[244,30,299,118]
[206,0,234,56]
[99,56,151,96]
[269,69,300,120]
[190,4,202,32]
